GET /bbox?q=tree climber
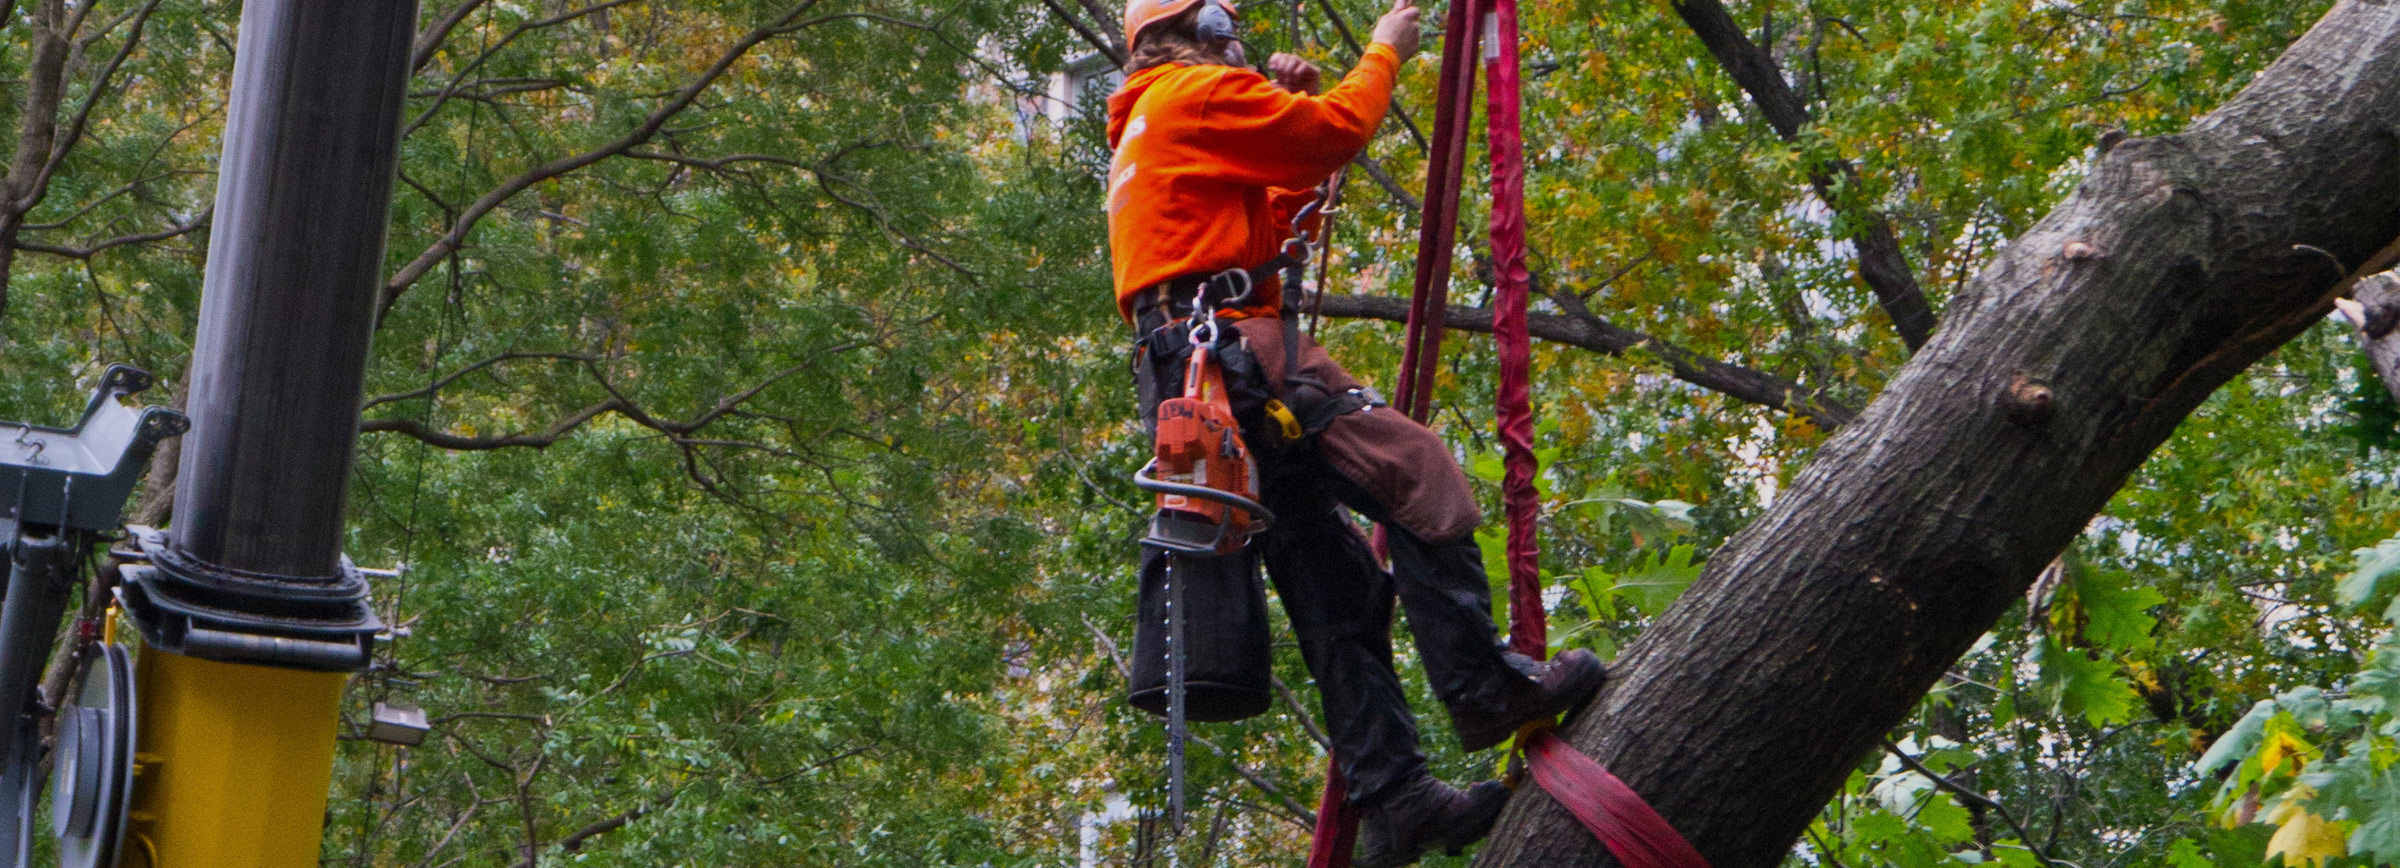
[1107,1,1607,863]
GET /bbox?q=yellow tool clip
[1263,399,1304,440]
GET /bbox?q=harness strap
[1276,301,1381,439]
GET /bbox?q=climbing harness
[1302,0,1716,866]
[1273,181,1387,441]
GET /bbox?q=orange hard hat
[1122,0,1236,54]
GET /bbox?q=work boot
[1449,648,1607,753]
[1354,776,1511,868]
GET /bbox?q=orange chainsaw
[1133,319,1274,556]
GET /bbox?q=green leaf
[2355,644,2400,714]
[2337,535,2400,612]
[1619,544,1702,617]
[1850,807,1909,845]
[2348,773,2400,864]
[2209,822,2279,867]
[1477,527,1511,625]
[1992,847,2043,868]
[1468,453,1506,484]
[1569,564,1619,619]
[2033,635,2141,727]
[2279,686,2335,730]
[1911,791,1976,842]
[2069,567,2165,652]
[2198,699,2278,777]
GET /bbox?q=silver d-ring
[1215,268,1253,306]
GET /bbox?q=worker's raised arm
[1183,0,1420,189]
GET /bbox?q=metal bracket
[0,364,187,539]
[116,526,383,672]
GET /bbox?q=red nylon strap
[1391,0,1484,423]
[1484,0,1543,661]
[1313,2,1709,866]
[1525,729,1715,867]
[1305,761,1355,868]
[1484,1,1709,866]
[1315,3,1490,863]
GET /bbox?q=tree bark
[1476,3,2400,866]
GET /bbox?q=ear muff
[1195,1,1236,42]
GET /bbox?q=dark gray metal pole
[125,0,416,671]
[170,0,418,578]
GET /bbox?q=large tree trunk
[1477,4,2400,866]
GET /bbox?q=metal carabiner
[1287,195,1327,246]
[1187,308,1220,348]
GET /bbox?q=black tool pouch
[1124,320,1277,723]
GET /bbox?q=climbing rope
[1308,0,1713,864]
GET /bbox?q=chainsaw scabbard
[1128,547,1274,722]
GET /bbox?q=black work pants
[1133,312,1521,808]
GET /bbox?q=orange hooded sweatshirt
[1105,44,1398,322]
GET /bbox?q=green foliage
[2192,536,2400,867]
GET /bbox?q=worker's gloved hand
[1269,53,1322,94]
[1371,0,1421,62]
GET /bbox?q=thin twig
[1883,738,2061,868]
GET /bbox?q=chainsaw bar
[1165,551,1188,836]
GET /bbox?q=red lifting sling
[1306,2,1712,866]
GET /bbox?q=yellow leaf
[2265,806,2348,867]
[2261,731,2317,776]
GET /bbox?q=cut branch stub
[2002,373,2055,428]
[2344,272,2400,407]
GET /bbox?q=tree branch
[1310,0,1426,152]
[33,0,164,206]
[362,399,623,450]
[1479,4,2400,863]
[553,791,673,855]
[359,352,597,411]
[360,339,872,451]
[2336,269,2400,406]
[412,0,492,72]
[1881,739,2060,868]
[380,0,827,318]
[1070,0,1125,59]
[1037,0,1123,68]
[1670,0,1937,351]
[1190,731,1316,829]
[1351,153,1420,212]
[402,0,644,138]
[16,204,209,260]
[1310,293,1856,429]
